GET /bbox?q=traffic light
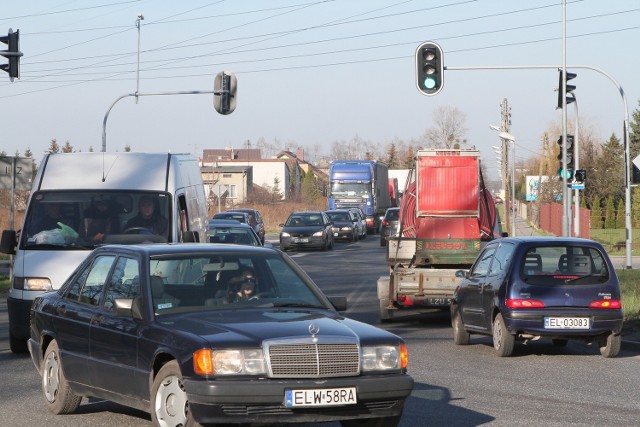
[574,169,586,184]
[213,71,237,115]
[415,41,444,96]
[557,134,575,179]
[0,29,21,80]
[556,69,576,109]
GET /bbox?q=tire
[552,339,568,347]
[492,313,515,357]
[42,340,82,415]
[599,333,621,358]
[151,361,202,427]
[9,330,29,354]
[341,414,401,427]
[452,310,470,345]
[379,299,393,323]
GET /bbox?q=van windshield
[21,191,172,249]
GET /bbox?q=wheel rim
[493,319,502,349]
[43,351,60,403]
[155,375,189,427]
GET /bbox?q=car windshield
[209,226,260,245]
[148,252,326,315]
[214,213,247,223]
[21,190,171,249]
[326,212,350,221]
[385,210,399,221]
[286,215,322,227]
[520,245,610,285]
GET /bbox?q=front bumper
[7,296,34,341]
[185,373,414,424]
[280,237,325,250]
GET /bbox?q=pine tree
[590,195,603,229]
[47,139,60,154]
[604,196,616,228]
[61,141,74,153]
[616,198,625,228]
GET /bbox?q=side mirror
[328,295,347,311]
[455,270,468,279]
[0,229,17,255]
[114,296,144,320]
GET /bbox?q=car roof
[94,243,276,257]
[493,236,605,248]
[209,219,246,226]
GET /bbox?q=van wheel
[151,361,202,427]
[42,340,82,414]
[599,333,621,358]
[452,310,470,345]
[9,330,28,353]
[492,313,514,357]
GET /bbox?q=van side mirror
[182,231,198,243]
[0,230,17,255]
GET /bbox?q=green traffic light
[423,77,437,89]
[557,168,574,179]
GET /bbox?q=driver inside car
[124,196,168,235]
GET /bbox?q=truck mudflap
[377,266,466,321]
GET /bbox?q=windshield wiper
[265,302,326,309]
[565,274,606,284]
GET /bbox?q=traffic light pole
[444,63,632,268]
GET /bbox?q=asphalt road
[1,235,640,426]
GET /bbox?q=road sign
[0,156,33,190]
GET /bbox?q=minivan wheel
[452,310,470,345]
[492,313,515,357]
[599,333,621,358]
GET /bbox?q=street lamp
[498,131,517,237]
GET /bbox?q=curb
[622,338,640,351]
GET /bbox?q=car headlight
[280,232,290,237]
[361,344,408,371]
[340,226,352,231]
[312,231,324,237]
[16,277,52,291]
[193,349,266,376]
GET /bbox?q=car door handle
[56,305,67,315]
[91,314,104,324]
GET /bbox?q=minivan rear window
[520,246,609,284]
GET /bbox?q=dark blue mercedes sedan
[451,237,624,358]
[28,244,413,426]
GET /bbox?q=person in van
[125,196,168,236]
[32,202,64,234]
[82,197,120,242]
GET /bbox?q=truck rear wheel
[379,299,393,323]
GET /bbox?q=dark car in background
[451,237,624,358]
[325,209,359,242]
[208,219,262,246]
[226,208,265,244]
[212,211,251,224]
[280,211,334,251]
[380,207,400,247]
[27,244,413,426]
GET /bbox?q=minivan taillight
[506,299,545,308]
[589,300,621,309]
[381,220,389,226]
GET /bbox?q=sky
[0,0,638,182]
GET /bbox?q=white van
[0,152,209,352]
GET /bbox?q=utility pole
[500,99,512,235]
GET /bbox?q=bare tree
[423,106,468,148]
